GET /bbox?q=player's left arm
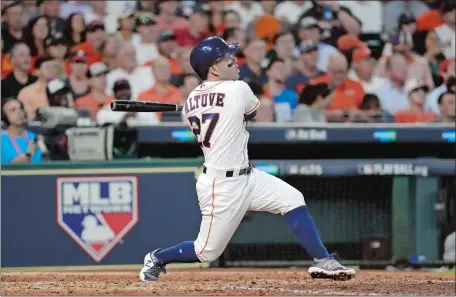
[238,81,261,122]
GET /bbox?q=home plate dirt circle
[1,268,455,296]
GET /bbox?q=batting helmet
[190,36,238,81]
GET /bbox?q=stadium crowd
[1,0,455,130]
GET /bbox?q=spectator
[432,91,456,123]
[1,42,37,100]
[296,1,362,48]
[398,12,417,35]
[44,34,68,78]
[254,15,281,51]
[339,1,384,58]
[414,30,445,76]
[74,62,113,117]
[222,28,246,65]
[1,98,42,164]
[394,78,437,123]
[375,53,410,115]
[425,63,455,114]
[138,56,183,121]
[272,31,296,77]
[174,6,211,47]
[105,42,155,101]
[207,1,225,35]
[84,2,110,32]
[311,52,365,115]
[416,1,453,31]
[348,46,388,94]
[62,13,86,50]
[155,0,188,32]
[17,55,59,120]
[150,31,181,75]
[432,2,456,60]
[117,10,138,42]
[178,73,201,99]
[1,1,25,54]
[222,9,242,30]
[248,81,274,122]
[72,20,105,66]
[132,15,159,66]
[295,17,337,72]
[60,1,92,19]
[46,78,73,108]
[383,0,429,34]
[136,0,157,15]
[102,33,122,70]
[226,0,264,31]
[274,1,312,25]
[239,37,268,86]
[262,57,299,122]
[292,82,333,123]
[96,79,135,126]
[174,46,196,80]
[37,0,65,35]
[375,31,434,89]
[286,40,325,94]
[64,50,90,100]
[24,15,51,73]
[359,93,395,123]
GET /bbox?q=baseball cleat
[139,249,167,282]
[308,254,356,281]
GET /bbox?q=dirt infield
[1,268,455,296]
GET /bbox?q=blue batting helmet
[190,36,238,81]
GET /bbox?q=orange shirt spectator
[311,75,365,110]
[71,21,105,66]
[17,56,59,120]
[138,84,183,119]
[74,62,113,117]
[72,41,103,66]
[138,56,184,119]
[75,92,113,117]
[416,9,444,31]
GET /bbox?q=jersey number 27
[187,113,219,148]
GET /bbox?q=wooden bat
[110,100,183,112]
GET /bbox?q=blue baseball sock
[285,205,329,259]
[154,241,200,265]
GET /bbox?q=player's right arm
[236,81,260,121]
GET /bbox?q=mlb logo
[57,176,138,262]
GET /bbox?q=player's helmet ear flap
[190,36,238,80]
[1,98,26,127]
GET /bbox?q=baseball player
[140,37,356,282]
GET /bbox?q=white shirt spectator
[105,66,155,101]
[434,24,456,59]
[84,12,118,34]
[348,69,388,95]
[131,36,159,66]
[375,80,410,114]
[227,1,264,31]
[425,84,446,115]
[339,1,383,34]
[274,1,313,25]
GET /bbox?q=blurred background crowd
[1,0,455,129]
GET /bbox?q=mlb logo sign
[57,176,138,262]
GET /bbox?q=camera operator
[1,98,42,163]
[46,78,74,108]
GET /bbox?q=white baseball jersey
[180,79,305,264]
[182,80,260,170]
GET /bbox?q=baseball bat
[110,100,183,112]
